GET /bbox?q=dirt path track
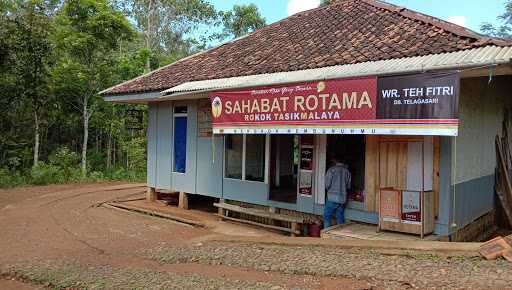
[0,183,372,289]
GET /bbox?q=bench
[214,202,304,236]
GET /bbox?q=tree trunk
[81,97,89,176]
[145,0,156,72]
[107,131,112,168]
[113,138,116,167]
[33,110,40,167]
[96,128,99,154]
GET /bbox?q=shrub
[102,167,145,182]
[112,167,128,180]
[68,167,84,182]
[48,147,80,180]
[0,168,27,188]
[121,137,147,171]
[49,147,79,168]
[2,145,146,187]
[30,162,63,185]
[88,171,104,182]
[87,151,106,172]
[0,168,10,187]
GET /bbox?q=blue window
[174,106,187,173]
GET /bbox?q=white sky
[287,0,321,16]
[446,16,467,27]
[286,1,469,28]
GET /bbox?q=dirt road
[0,183,511,289]
[0,183,374,289]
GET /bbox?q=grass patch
[1,261,282,290]
[2,263,110,289]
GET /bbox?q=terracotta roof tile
[102,0,512,96]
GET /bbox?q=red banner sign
[209,74,459,136]
[211,77,376,127]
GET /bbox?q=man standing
[324,156,351,229]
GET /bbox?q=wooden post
[291,222,298,237]
[269,207,280,226]
[178,192,189,210]
[218,198,225,220]
[421,141,425,239]
[146,187,157,202]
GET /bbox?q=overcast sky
[209,0,508,33]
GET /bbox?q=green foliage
[55,0,135,57]
[320,0,336,6]
[88,171,105,182]
[0,0,57,169]
[30,146,80,185]
[52,0,136,100]
[115,48,150,81]
[14,145,145,187]
[107,167,145,182]
[0,168,28,188]
[48,147,82,180]
[118,0,219,70]
[12,0,54,101]
[30,162,64,185]
[121,137,147,170]
[49,147,79,168]
[0,0,262,188]
[220,4,266,39]
[481,1,512,38]
[52,0,137,175]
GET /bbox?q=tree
[53,0,135,175]
[0,0,57,168]
[116,0,218,71]
[10,0,56,167]
[481,1,512,38]
[0,2,20,169]
[320,0,336,6]
[0,0,166,186]
[0,0,15,13]
[220,4,266,39]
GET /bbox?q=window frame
[172,105,188,174]
[224,134,269,184]
[224,134,244,180]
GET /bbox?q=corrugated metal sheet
[161,46,512,96]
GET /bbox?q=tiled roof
[102,0,512,96]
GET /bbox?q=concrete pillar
[179,192,189,210]
[146,187,157,202]
[218,198,225,214]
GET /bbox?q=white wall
[455,76,512,184]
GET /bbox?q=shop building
[101,0,512,240]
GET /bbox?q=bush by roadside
[0,168,28,188]
[0,147,145,188]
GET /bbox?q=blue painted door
[173,116,187,173]
[172,101,196,194]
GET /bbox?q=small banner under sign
[380,188,401,223]
[209,72,459,136]
[401,191,421,224]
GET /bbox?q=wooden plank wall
[379,141,408,189]
[364,136,440,214]
[364,136,379,212]
[433,137,440,218]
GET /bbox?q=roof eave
[102,91,161,104]
[102,46,512,103]
[160,46,512,98]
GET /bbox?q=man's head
[330,155,344,165]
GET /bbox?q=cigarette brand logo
[212,97,222,118]
[317,81,326,93]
